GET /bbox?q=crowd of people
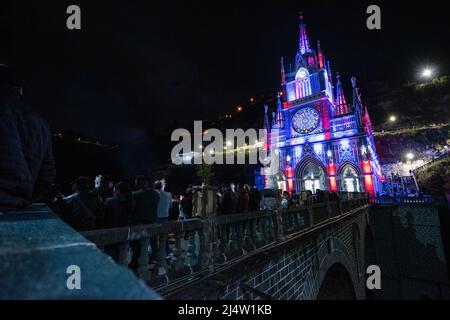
[217,183,262,215]
[50,175,193,231]
[51,177,314,231]
[51,178,268,231]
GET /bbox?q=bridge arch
[310,235,363,300]
[317,263,356,300]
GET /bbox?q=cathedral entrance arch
[339,164,361,193]
[295,157,327,194]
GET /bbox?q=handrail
[81,192,370,293]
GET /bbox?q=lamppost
[406,152,420,193]
[406,152,414,173]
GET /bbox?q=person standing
[102,182,134,228]
[63,176,103,230]
[0,65,56,211]
[179,188,193,220]
[93,175,114,203]
[132,175,159,225]
[154,179,172,223]
[153,179,172,258]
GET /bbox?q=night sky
[1,1,449,143]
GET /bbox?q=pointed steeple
[271,112,277,128]
[351,76,363,128]
[298,13,312,55]
[335,73,350,116]
[280,57,286,86]
[275,93,285,128]
[317,41,324,69]
[327,61,333,86]
[264,104,271,132]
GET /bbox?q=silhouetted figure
[103,182,134,228]
[169,194,180,221]
[132,176,159,225]
[237,185,250,213]
[153,179,172,257]
[249,186,261,211]
[179,188,193,220]
[93,175,114,202]
[63,176,103,230]
[154,179,172,223]
[0,65,56,211]
[281,191,290,209]
[220,183,237,215]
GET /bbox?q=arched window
[340,166,361,193]
[295,68,312,99]
[301,162,326,194]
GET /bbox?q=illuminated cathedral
[260,15,382,196]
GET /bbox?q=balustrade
[81,190,369,291]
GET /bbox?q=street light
[422,68,433,79]
[389,115,397,123]
[406,153,414,161]
[406,152,414,173]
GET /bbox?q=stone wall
[371,204,450,299]
[165,208,369,300]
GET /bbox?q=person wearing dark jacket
[237,185,250,213]
[103,182,134,228]
[179,188,193,220]
[0,65,56,211]
[93,175,114,203]
[220,184,237,215]
[62,177,103,230]
[248,186,261,212]
[132,175,159,225]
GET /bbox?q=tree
[416,158,450,196]
[196,164,214,185]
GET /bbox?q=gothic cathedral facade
[261,16,382,196]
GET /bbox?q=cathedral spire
[275,93,285,128]
[317,41,324,69]
[335,73,350,116]
[264,104,271,132]
[351,76,364,128]
[280,57,286,86]
[298,13,312,55]
[327,60,333,86]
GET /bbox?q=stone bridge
[82,191,377,300]
[2,191,448,300]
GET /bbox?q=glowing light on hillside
[422,68,433,78]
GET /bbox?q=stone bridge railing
[81,191,369,292]
[369,195,434,205]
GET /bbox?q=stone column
[193,186,218,272]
